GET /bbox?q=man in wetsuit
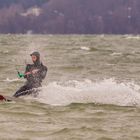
[13,51,47,98]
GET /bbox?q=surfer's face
[31,55,37,62]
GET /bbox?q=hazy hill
[0,0,139,34]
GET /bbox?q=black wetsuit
[13,54,47,98]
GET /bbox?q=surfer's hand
[17,72,25,78]
[32,69,39,74]
[25,69,39,76]
[25,72,32,75]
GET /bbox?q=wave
[3,78,22,82]
[31,78,140,107]
[125,35,140,40]
[110,52,123,56]
[0,50,9,54]
[80,46,90,51]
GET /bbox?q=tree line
[0,0,139,34]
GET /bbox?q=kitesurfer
[13,51,47,98]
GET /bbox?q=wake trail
[29,78,140,106]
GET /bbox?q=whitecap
[34,78,140,107]
[110,52,122,56]
[80,46,90,51]
[3,78,22,82]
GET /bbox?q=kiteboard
[0,94,17,102]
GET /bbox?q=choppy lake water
[0,35,140,140]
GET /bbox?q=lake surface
[0,35,140,140]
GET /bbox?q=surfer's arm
[24,64,32,78]
[38,66,47,79]
[24,69,39,78]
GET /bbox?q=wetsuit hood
[30,51,41,66]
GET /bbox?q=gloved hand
[17,72,25,78]
[32,69,39,74]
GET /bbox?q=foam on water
[80,46,90,51]
[110,52,122,56]
[125,35,140,40]
[3,78,22,82]
[32,78,140,106]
